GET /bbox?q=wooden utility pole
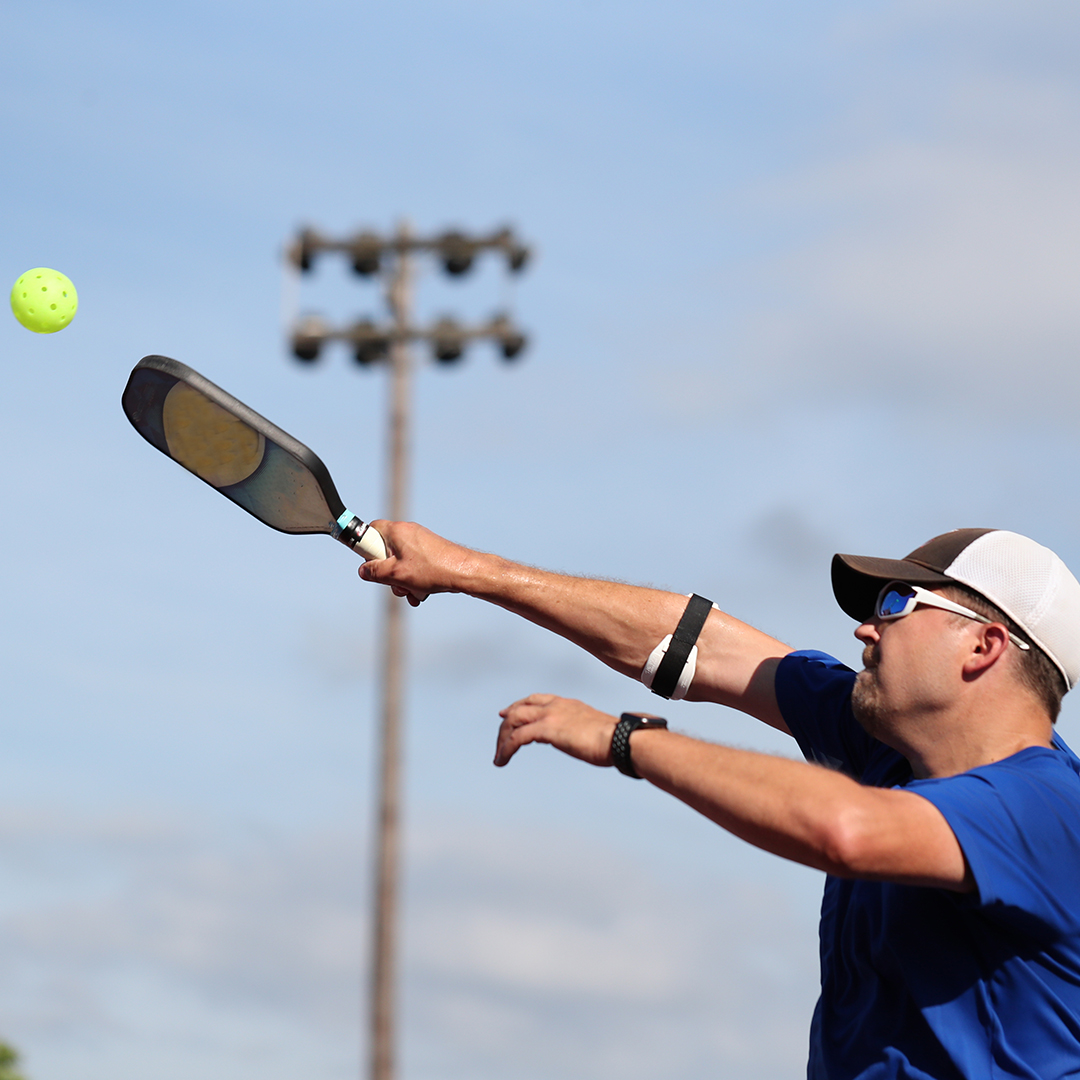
[283,220,530,1080]
[369,224,412,1080]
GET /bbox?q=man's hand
[495,694,618,767]
[357,521,479,606]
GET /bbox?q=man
[359,523,1080,1079]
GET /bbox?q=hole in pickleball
[50,304,56,310]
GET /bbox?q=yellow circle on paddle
[162,381,265,488]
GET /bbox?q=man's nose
[854,619,880,645]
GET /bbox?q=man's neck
[899,697,1054,779]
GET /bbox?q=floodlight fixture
[487,313,527,360]
[438,231,476,276]
[291,314,329,362]
[431,317,466,362]
[350,319,391,366]
[507,244,530,272]
[287,228,321,273]
[500,329,526,360]
[351,231,384,277]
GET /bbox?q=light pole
[283,222,531,1080]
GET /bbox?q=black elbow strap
[650,593,714,699]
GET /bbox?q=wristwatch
[612,712,669,779]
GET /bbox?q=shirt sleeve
[912,751,1080,939]
[775,650,879,778]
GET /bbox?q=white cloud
[415,906,688,999]
[0,809,820,1080]
[404,819,820,1079]
[642,6,1080,422]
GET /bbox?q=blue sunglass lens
[878,587,914,617]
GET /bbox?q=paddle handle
[355,523,387,561]
[336,514,387,561]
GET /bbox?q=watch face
[620,713,668,728]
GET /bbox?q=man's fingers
[494,713,551,766]
[494,695,617,768]
[494,694,556,765]
[356,563,431,603]
[500,693,557,719]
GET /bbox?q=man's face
[851,594,971,746]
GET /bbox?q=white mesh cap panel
[945,530,1080,690]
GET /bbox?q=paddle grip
[355,524,387,561]
[337,514,388,561]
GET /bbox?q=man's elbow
[815,808,883,878]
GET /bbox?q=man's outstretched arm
[358,521,792,729]
[494,694,973,892]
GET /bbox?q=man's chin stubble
[852,671,885,736]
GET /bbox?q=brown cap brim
[831,553,956,623]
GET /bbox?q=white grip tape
[356,524,387,561]
[639,596,717,700]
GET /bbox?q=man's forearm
[454,548,693,678]
[630,728,972,890]
[474,557,790,724]
[361,521,791,723]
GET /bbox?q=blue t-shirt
[776,650,1080,1080]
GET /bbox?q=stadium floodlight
[351,231,384,277]
[438,231,475,276]
[507,244,530,272]
[487,312,526,360]
[350,319,391,366]
[286,228,322,273]
[431,317,466,362]
[291,313,329,362]
[499,327,526,360]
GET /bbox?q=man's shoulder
[911,741,1080,858]
[776,650,857,705]
[961,737,1080,786]
[775,650,902,782]
[912,740,1080,933]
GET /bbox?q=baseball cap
[832,529,1080,690]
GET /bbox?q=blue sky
[3,1,1080,1077]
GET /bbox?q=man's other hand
[495,694,618,768]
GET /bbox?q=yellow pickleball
[162,381,266,488]
[10,268,78,333]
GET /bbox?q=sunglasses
[874,582,1030,651]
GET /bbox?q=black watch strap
[612,713,669,779]
[651,593,713,699]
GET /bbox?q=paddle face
[122,355,347,535]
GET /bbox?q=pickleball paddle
[122,354,386,560]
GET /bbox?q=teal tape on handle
[331,509,357,540]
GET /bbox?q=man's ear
[962,622,1011,678]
